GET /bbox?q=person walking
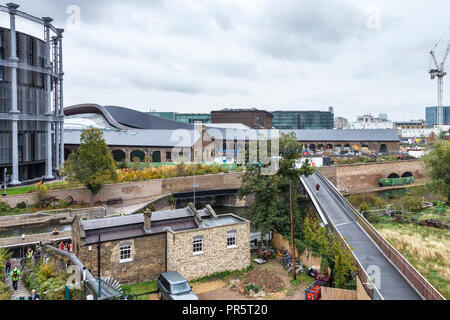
[5,259,11,275]
[26,247,33,260]
[28,289,40,300]
[10,267,21,291]
[315,183,320,195]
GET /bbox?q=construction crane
[429,30,450,127]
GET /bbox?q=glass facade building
[425,106,450,126]
[148,112,211,124]
[272,110,334,130]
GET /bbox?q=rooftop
[80,205,246,245]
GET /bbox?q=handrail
[315,170,445,300]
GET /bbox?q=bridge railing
[315,170,446,301]
[300,174,383,300]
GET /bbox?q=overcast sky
[2,0,450,122]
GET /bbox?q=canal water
[0,224,71,239]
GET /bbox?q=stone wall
[318,160,427,194]
[1,172,243,208]
[73,233,166,284]
[166,217,251,281]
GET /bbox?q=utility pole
[97,233,101,300]
[289,179,297,280]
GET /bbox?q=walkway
[5,259,30,300]
[301,172,421,300]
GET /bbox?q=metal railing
[315,170,446,300]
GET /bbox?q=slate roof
[80,206,247,245]
[282,129,399,142]
[206,128,399,142]
[64,128,200,147]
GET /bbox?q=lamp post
[2,168,7,196]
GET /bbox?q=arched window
[130,150,145,162]
[112,150,126,162]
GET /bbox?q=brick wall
[166,217,251,281]
[318,160,427,194]
[1,172,243,208]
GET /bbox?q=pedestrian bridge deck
[301,172,422,300]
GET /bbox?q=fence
[315,170,445,300]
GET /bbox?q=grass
[191,265,254,283]
[373,221,450,299]
[4,181,73,196]
[121,280,157,300]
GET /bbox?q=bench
[106,197,123,205]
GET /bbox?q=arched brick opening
[388,173,400,178]
[112,149,126,162]
[130,150,145,162]
[317,144,324,150]
[379,144,387,153]
[335,144,342,150]
[343,144,351,150]
[326,144,333,150]
[401,171,413,178]
[308,144,316,151]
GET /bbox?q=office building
[211,108,272,129]
[272,107,334,130]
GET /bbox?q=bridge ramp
[302,173,421,300]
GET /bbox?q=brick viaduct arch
[302,142,395,153]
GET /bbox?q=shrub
[0,201,11,212]
[244,283,261,294]
[16,201,26,209]
[35,181,49,203]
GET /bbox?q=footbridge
[300,170,445,300]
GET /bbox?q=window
[119,243,132,263]
[193,235,203,254]
[227,230,237,248]
[166,151,172,161]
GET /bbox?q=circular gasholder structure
[0,3,64,184]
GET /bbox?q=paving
[5,259,30,300]
[301,172,421,300]
[0,230,71,248]
[104,195,166,216]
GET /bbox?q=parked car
[156,271,199,300]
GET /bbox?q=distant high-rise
[425,106,450,126]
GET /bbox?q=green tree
[62,128,118,206]
[330,237,357,288]
[237,132,314,236]
[422,140,450,201]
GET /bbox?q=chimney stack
[144,208,152,232]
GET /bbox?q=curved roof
[64,104,194,130]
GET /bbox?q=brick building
[211,108,273,129]
[71,204,250,284]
